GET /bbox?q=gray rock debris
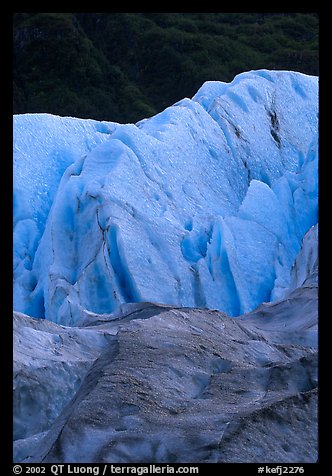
[14,281,317,463]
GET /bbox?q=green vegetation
[13,13,319,123]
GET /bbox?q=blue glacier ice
[13,70,318,325]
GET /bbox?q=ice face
[13,70,318,324]
[13,114,117,316]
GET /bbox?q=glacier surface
[14,228,318,462]
[13,70,319,463]
[14,217,318,462]
[13,70,318,324]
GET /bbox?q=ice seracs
[13,114,116,319]
[13,69,319,464]
[13,70,318,325]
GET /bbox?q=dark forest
[13,13,319,123]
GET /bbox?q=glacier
[14,225,318,462]
[13,69,319,463]
[13,69,318,325]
